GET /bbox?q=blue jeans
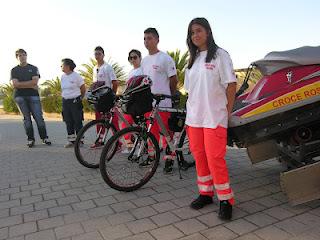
[15,96,48,140]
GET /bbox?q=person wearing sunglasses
[128,49,143,78]
[90,46,119,148]
[120,49,143,152]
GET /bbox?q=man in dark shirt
[10,49,51,147]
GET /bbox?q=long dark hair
[187,18,219,69]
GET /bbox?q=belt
[63,95,82,103]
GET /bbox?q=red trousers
[119,112,172,144]
[95,111,119,137]
[121,114,134,129]
[145,112,171,141]
[187,126,234,205]
[145,111,173,159]
[121,114,134,141]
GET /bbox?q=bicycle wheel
[99,126,160,191]
[74,119,117,168]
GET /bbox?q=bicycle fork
[128,128,149,163]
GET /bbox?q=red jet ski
[228,46,320,205]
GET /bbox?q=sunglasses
[129,56,138,60]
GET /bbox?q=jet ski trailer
[229,46,320,205]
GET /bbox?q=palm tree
[0,83,14,98]
[79,58,127,87]
[41,77,61,97]
[235,67,263,92]
[167,50,189,91]
[0,83,19,113]
[40,77,62,113]
[167,50,189,108]
[78,58,96,86]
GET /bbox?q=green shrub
[41,96,62,113]
[0,84,19,113]
[82,99,94,112]
[3,95,19,113]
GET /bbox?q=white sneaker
[27,140,35,148]
[42,138,52,145]
[64,142,74,148]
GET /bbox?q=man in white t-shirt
[91,46,119,148]
[92,46,118,92]
[141,28,178,174]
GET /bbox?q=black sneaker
[139,157,154,167]
[27,139,35,148]
[218,200,232,220]
[190,195,213,210]
[42,138,51,145]
[163,159,174,174]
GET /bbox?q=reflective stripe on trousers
[187,126,235,205]
[67,134,76,142]
[197,174,214,196]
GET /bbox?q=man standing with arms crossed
[10,49,51,148]
[141,28,178,174]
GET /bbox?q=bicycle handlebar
[158,107,186,113]
[152,93,180,102]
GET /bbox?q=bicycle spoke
[74,120,116,168]
[100,127,160,191]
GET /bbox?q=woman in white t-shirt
[127,49,143,79]
[121,49,143,150]
[60,58,86,148]
[184,18,237,220]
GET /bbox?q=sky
[0,0,319,84]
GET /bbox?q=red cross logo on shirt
[205,63,215,70]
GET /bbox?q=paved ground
[1,117,320,240]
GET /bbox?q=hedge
[41,96,63,113]
[2,96,19,113]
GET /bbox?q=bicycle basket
[168,112,186,132]
[121,75,153,116]
[87,86,115,113]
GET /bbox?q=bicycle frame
[147,103,187,154]
[124,100,188,161]
[96,102,132,144]
[113,105,131,127]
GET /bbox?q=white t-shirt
[128,67,143,79]
[141,51,177,107]
[61,72,84,99]
[184,48,237,129]
[93,62,117,88]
